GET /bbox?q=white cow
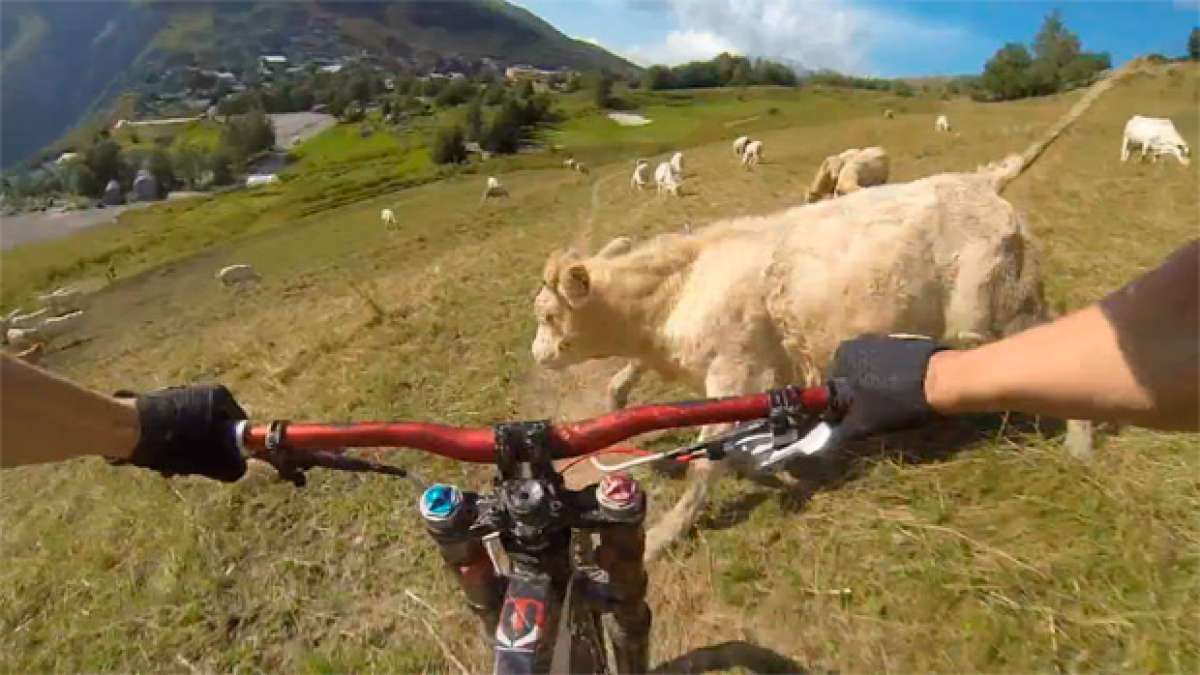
[655,161,680,197]
[216,264,260,286]
[741,140,763,169]
[669,151,684,176]
[7,310,85,348]
[8,308,49,329]
[1121,115,1190,165]
[380,209,398,229]
[733,136,750,157]
[630,160,650,190]
[482,176,508,202]
[935,115,952,132]
[38,288,85,315]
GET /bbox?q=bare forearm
[0,355,139,467]
[926,241,1199,430]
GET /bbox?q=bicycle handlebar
[237,384,832,463]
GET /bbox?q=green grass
[1,65,1198,672]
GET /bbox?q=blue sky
[517,0,1200,77]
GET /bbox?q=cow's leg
[606,360,645,410]
[644,358,753,562]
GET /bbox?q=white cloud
[622,0,973,74]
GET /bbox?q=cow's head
[531,238,632,369]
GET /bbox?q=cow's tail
[982,62,1135,193]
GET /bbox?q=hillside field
[1,64,1197,672]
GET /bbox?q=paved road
[0,113,336,251]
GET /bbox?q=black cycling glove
[830,334,946,441]
[113,384,248,482]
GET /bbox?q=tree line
[640,53,798,90]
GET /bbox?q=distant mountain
[0,0,638,168]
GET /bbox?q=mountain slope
[0,0,638,168]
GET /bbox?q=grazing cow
[532,170,1048,560]
[630,159,650,190]
[654,161,681,197]
[38,288,85,315]
[380,208,398,229]
[733,136,750,157]
[741,140,764,169]
[806,147,890,202]
[884,109,895,119]
[481,176,508,202]
[216,264,260,286]
[669,151,684,176]
[1121,115,1191,165]
[935,114,952,132]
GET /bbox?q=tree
[147,148,175,194]
[484,99,523,153]
[1189,27,1199,61]
[592,70,613,108]
[435,78,475,107]
[464,96,484,141]
[642,65,674,90]
[85,139,124,188]
[430,123,467,164]
[1032,10,1081,91]
[172,144,206,189]
[208,150,234,186]
[981,42,1034,100]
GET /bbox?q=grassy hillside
[0,65,1197,672]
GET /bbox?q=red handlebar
[240,385,830,463]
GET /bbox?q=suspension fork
[420,485,505,639]
[594,474,651,674]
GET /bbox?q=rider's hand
[113,384,248,482]
[830,334,946,441]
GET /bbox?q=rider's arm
[0,354,139,466]
[0,355,249,480]
[831,240,1199,438]
[925,240,1198,430]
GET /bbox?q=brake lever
[726,420,840,473]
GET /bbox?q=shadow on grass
[702,412,1067,532]
[651,640,811,674]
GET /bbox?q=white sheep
[481,176,508,203]
[935,114,951,132]
[563,158,577,170]
[741,140,764,169]
[655,161,681,197]
[380,208,398,229]
[573,161,589,175]
[733,136,750,157]
[216,264,260,287]
[669,151,684,176]
[630,159,650,190]
[9,308,49,329]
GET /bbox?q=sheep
[481,176,509,203]
[9,308,49,330]
[884,109,895,119]
[563,158,577,170]
[655,161,681,197]
[573,161,589,175]
[630,159,650,190]
[733,136,750,156]
[380,208,398,229]
[935,114,952,132]
[216,264,260,287]
[741,140,763,169]
[669,151,684,176]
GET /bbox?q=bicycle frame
[235,383,837,674]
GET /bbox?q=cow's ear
[597,236,632,258]
[559,263,591,305]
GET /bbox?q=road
[0,113,336,251]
